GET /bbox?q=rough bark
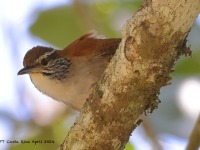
[59,0,200,149]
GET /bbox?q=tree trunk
[59,0,200,149]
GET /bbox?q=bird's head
[18,46,71,80]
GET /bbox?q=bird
[18,30,121,111]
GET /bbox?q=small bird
[18,31,121,110]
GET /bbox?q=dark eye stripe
[41,58,48,66]
[42,58,71,80]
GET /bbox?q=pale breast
[30,56,107,110]
[29,71,99,110]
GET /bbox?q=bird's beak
[18,66,37,75]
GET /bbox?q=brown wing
[58,30,121,58]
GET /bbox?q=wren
[18,31,121,110]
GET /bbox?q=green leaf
[174,50,200,75]
[124,142,135,150]
[30,1,142,48]
[30,6,84,48]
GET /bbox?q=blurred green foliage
[30,1,142,48]
[10,117,68,150]
[124,142,135,150]
[30,6,83,48]
[174,51,200,75]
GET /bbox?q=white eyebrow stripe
[37,50,56,62]
[43,50,56,57]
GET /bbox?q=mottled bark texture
[59,0,200,150]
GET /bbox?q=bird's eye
[41,58,48,66]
